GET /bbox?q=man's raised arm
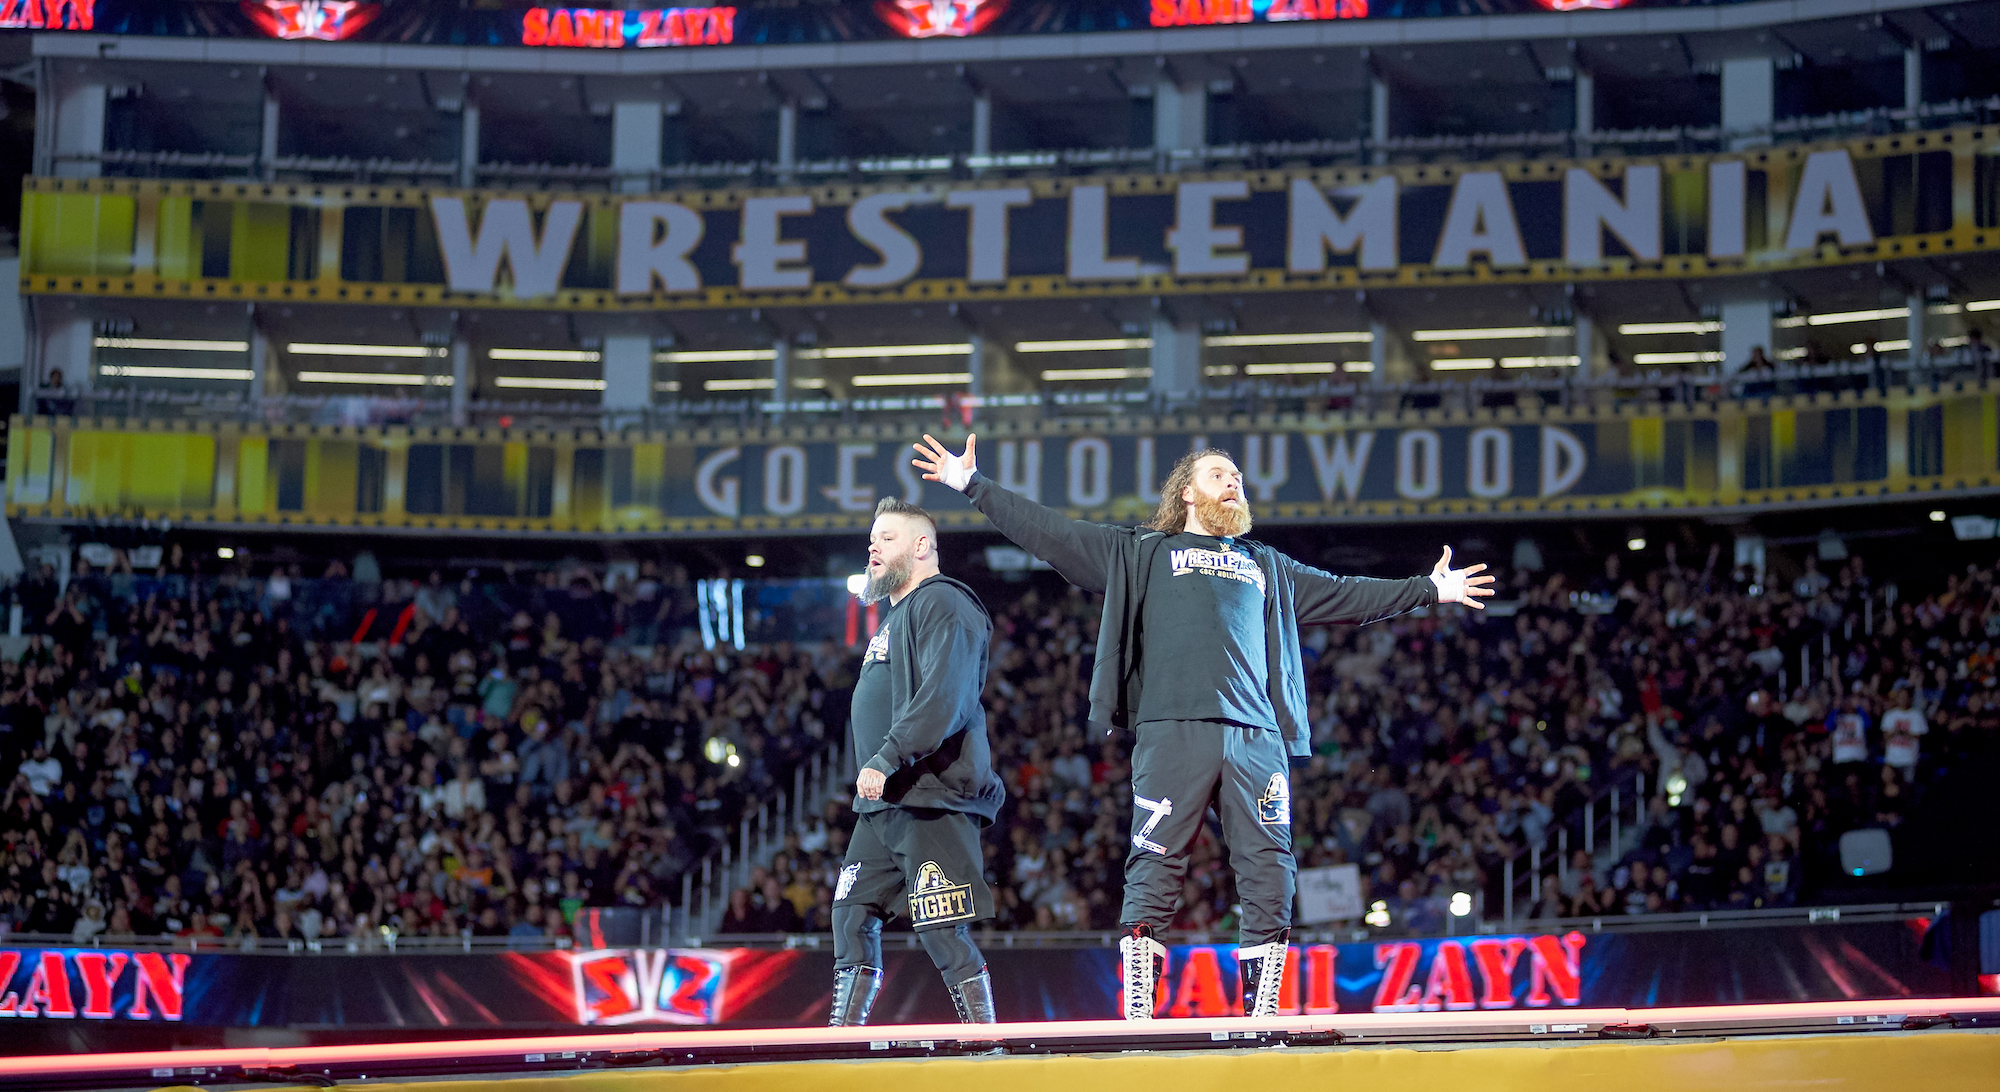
[912,433,1122,594]
[1284,545,1494,626]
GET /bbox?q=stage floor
[11,997,2000,1092]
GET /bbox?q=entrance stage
[7,997,1999,1092]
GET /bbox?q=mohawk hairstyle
[874,496,938,550]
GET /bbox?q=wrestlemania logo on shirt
[908,861,975,926]
[863,626,892,665]
[1169,546,1267,592]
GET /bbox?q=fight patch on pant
[835,862,862,901]
[1257,773,1291,825]
[907,861,975,926]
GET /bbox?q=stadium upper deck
[8,0,2000,424]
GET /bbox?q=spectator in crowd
[0,555,845,943]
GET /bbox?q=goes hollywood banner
[7,388,1999,533]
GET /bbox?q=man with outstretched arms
[830,496,1006,1027]
[912,435,1492,1020]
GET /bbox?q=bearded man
[911,436,1491,1020]
[829,496,1005,1026]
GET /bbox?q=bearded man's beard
[1192,492,1252,538]
[859,554,914,604]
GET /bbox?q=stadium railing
[74,95,2000,189]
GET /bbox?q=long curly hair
[1146,448,1234,533]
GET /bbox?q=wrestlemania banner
[7,388,1999,533]
[17,127,1991,310]
[6,0,1764,49]
[0,920,1952,1029]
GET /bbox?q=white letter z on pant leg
[1132,794,1173,854]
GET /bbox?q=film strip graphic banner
[19,127,2000,311]
[7,387,1997,534]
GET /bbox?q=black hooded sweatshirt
[961,471,1436,761]
[851,573,1004,823]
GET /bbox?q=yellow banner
[19,126,2000,312]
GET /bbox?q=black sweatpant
[1120,719,1294,946]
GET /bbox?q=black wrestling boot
[948,969,997,1024]
[829,965,882,1026]
[1238,932,1289,1017]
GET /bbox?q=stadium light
[658,344,974,363]
[1930,510,1947,522]
[1364,900,1391,928]
[848,372,973,387]
[1804,307,1908,326]
[288,343,445,357]
[295,371,443,385]
[1627,537,1647,551]
[93,337,249,352]
[1412,326,1569,342]
[1243,362,1341,375]
[1449,892,1473,917]
[1041,367,1152,381]
[1016,338,1151,353]
[1617,321,1722,335]
[745,554,766,568]
[660,349,776,363]
[1501,356,1580,368]
[490,348,601,362]
[1204,332,1372,346]
[99,365,254,380]
[1429,358,1495,371]
[1635,352,1724,365]
[217,547,235,560]
[703,377,829,391]
[493,377,606,390]
[816,343,970,359]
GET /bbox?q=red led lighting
[521,6,736,48]
[0,0,94,30]
[1150,0,1365,27]
[243,0,379,41]
[877,0,1006,39]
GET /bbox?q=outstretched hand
[912,433,977,493]
[1430,546,1496,609]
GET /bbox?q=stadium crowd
[0,553,849,943]
[1,535,1995,943]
